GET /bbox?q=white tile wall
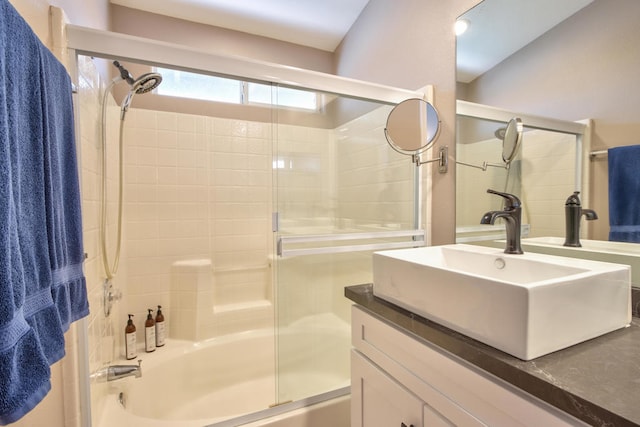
[122,109,274,341]
[336,106,415,228]
[456,130,577,239]
[521,130,577,238]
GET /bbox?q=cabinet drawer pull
[400,423,414,427]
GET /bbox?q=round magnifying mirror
[385,99,440,154]
[501,117,523,164]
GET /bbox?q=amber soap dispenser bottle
[125,314,137,360]
[145,309,156,353]
[155,305,165,347]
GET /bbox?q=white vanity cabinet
[351,306,588,427]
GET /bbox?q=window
[156,67,242,104]
[155,67,318,110]
[248,83,318,110]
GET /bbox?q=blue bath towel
[0,0,56,423]
[0,0,87,423]
[39,39,89,331]
[608,145,640,242]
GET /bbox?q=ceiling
[456,0,593,83]
[110,0,593,81]
[109,0,371,52]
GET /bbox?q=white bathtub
[95,316,350,427]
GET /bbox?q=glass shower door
[272,88,423,404]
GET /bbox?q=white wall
[110,5,334,75]
[9,0,108,47]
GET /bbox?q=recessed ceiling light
[455,18,470,36]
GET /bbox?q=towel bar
[589,149,608,158]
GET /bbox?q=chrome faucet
[564,191,598,247]
[90,360,142,382]
[480,189,524,254]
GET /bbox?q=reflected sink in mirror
[373,244,631,360]
[478,236,640,286]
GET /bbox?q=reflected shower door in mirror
[456,113,579,243]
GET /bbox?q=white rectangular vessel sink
[373,244,631,360]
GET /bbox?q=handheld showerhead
[131,73,162,94]
[111,61,163,119]
[112,61,162,94]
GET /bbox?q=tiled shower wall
[122,108,274,341]
[457,130,577,238]
[276,105,415,329]
[336,106,413,228]
[520,131,576,237]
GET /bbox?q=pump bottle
[125,314,137,360]
[145,309,156,352]
[155,305,165,347]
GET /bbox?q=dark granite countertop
[346,284,640,427]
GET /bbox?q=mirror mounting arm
[456,160,509,172]
[412,146,448,173]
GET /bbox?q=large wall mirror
[456,0,640,288]
[455,0,595,243]
[456,0,640,243]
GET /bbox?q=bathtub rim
[207,386,350,427]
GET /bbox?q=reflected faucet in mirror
[564,191,598,247]
[481,189,524,254]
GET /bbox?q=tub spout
[90,360,142,383]
[108,361,142,381]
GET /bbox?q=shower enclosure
[69,27,428,426]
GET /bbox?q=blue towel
[0,1,55,423]
[39,40,89,331]
[0,0,87,423]
[608,145,640,242]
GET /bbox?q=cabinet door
[352,350,423,427]
[424,404,455,427]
